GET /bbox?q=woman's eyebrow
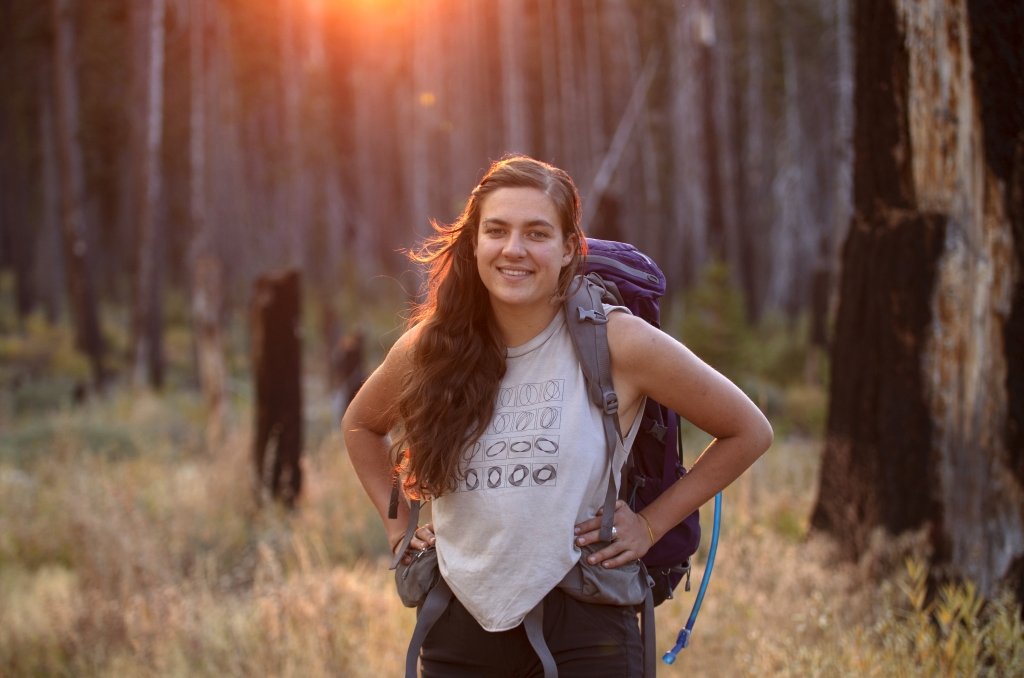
[480,217,555,229]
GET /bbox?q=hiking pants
[420,587,643,678]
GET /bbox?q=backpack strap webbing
[638,562,657,677]
[389,498,421,571]
[524,602,558,678]
[404,576,453,678]
[563,276,622,543]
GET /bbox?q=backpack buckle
[603,391,619,414]
[578,307,608,324]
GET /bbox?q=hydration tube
[662,490,722,664]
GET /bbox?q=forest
[1,0,1022,675]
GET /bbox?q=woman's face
[476,187,577,316]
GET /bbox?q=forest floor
[0,375,1020,676]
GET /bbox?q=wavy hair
[392,156,586,499]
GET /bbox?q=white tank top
[432,306,643,631]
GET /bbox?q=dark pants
[420,588,643,678]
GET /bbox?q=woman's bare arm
[574,312,773,568]
[342,329,418,553]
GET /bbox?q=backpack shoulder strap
[563,275,621,543]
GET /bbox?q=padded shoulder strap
[563,276,621,542]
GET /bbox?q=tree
[130,0,167,389]
[251,270,303,507]
[51,0,106,388]
[812,0,1024,595]
[189,0,227,449]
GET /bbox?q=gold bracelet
[637,513,656,548]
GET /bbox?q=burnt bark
[812,210,947,555]
[966,0,1024,489]
[251,270,303,507]
[813,0,1024,594]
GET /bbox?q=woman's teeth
[500,269,530,277]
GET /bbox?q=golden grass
[1,391,1021,677]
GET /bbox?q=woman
[343,157,773,677]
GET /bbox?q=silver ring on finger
[611,526,618,540]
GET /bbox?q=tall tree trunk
[132,0,167,389]
[711,2,742,286]
[279,0,312,270]
[670,0,710,288]
[498,0,529,156]
[189,0,226,448]
[608,0,662,254]
[740,0,769,320]
[50,0,105,388]
[0,11,39,320]
[812,0,1024,595]
[766,1,810,315]
[555,0,586,178]
[410,0,443,251]
[582,0,606,171]
[538,0,561,164]
[37,54,65,324]
[831,0,855,279]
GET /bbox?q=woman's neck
[492,299,561,348]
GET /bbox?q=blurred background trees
[0,0,854,349]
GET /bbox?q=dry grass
[0,390,1020,677]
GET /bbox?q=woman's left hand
[573,500,654,568]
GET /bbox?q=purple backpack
[565,238,701,605]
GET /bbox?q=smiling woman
[342,156,773,677]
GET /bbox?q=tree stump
[251,270,303,507]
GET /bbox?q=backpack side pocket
[557,542,651,607]
[395,546,440,608]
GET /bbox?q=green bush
[673,260,751,381]
[670,260,816,393]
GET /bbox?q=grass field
[1,360,1021,676]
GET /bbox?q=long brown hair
[392,156,586,499]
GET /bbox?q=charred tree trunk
[812,0,1024,595]
[51,0,105,388]
[251,270,303,507]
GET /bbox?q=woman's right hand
[391,523,436,565]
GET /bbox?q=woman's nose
[503,230,527,258]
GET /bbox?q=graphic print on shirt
[459,379,563,492]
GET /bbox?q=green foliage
[669,261,827,435]
[781,384,828,437]
[672,261,816,387]
[754,557,1024,676]
[873,558,1024,676]
[676,260,751,381]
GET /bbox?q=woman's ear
[562,232,578,266]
